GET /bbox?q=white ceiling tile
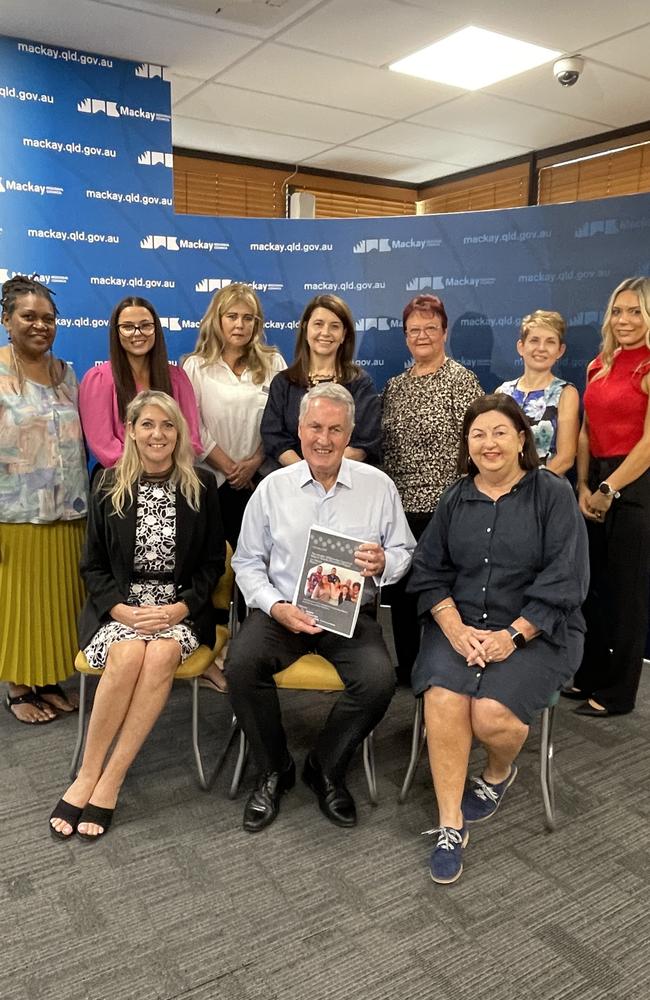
[280,0,459,67]
[410,94,608,147]
[170,74,204,105]
[487,61,650,128]
[132,0,321,34]
[583,24,650,82]
[216,43,463,117]
[300,146,438,182]
[173,116,331,161]
[351,122,529,166]
[175,83,390,142]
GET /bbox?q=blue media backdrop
[2,31,650,397]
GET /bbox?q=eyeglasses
[118,321,156,337]
[406,325,443,338]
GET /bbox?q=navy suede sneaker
[461,764,518,823]
[423,825,469,884]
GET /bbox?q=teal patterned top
[0,359,88,524]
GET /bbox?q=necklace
[307,371,337,387]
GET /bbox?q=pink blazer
[78,361,203,467]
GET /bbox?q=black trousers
[218,480,253,551]
[574,458,650,713]
[224,608,395,778]
[381,511,432,685]
[218,481,255,621]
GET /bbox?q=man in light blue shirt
[226,383,415,833]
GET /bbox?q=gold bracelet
[432,603,455,617]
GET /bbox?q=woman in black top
[260,294,381,468]
[409,394,588,885]
[49,391,225,842]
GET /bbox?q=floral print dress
[84,475,199,667]
[496,376,570,463]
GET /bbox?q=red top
[584,345,650,457]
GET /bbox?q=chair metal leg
[229,728,249,798]
[190,680,240,791]
[362,732,378,805]
[398,697,425,803]
[540,703,557,832]
[69,673,88,778]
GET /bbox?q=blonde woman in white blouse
[183,283,286,686]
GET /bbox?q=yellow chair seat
[273,654,345,691]
[231,652,377,804]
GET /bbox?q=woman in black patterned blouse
[382,295,483,684]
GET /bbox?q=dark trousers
[218,480,253,552]
[218,481,254,621]
[574,458,650,712]
[381,511,432,685]
[224,608,395,778]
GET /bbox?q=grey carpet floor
[2,665,649,1000]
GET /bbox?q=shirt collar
[299,457,353,491]
[460,468,536,501]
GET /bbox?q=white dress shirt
[232,458,416,615]
[183,352,286,485]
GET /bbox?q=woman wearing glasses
[381,295,483,684]
[79,297,202,470]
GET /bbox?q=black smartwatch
[507,626,527,649]
[598,482,620,499]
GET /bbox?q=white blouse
[183,351,287,486]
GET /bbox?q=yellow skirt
[0,519,86,686]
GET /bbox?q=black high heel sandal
[76,803,115,841]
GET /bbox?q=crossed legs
[51,638,181,837]
[424,687,528,828]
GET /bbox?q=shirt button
[487,527,491,533]
[482,613,487,619]
[476,672,481,679]
[484,557,489,563]
[482,586,486,592]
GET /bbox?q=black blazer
[78,468,225,649]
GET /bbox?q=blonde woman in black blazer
[50,391,225,842]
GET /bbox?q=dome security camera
[553,56,584,87]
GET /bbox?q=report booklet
[293,526,367,639]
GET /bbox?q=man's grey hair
[298,382,356,430]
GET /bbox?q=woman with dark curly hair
[260,294,381,468]
[1,275,88,723]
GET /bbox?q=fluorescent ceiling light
[389,26,560,91]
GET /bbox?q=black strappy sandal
[34,684,78,712]
[4,690,57,725]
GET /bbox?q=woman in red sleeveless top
[568,277,650,715]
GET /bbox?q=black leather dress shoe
[242,758,295,833]
[302,753,357,828]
